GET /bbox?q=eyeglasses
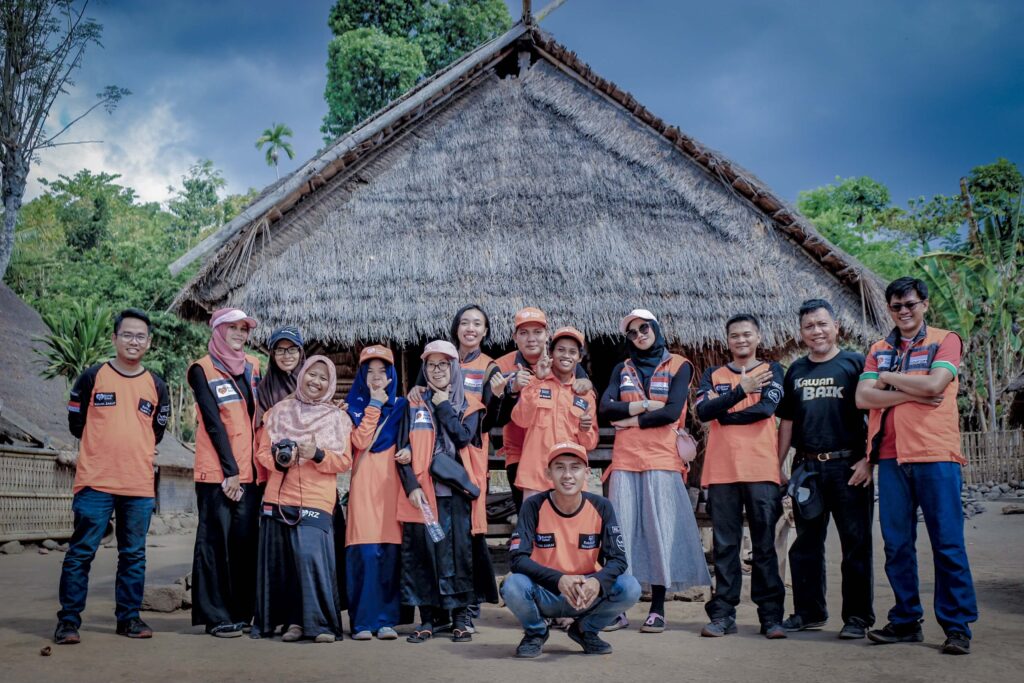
[888,300,923,313]
[625,322,651,341]
[426,361,451,373]
[273,347,301,357]
[117,333,149,344]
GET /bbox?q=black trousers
[506,463,524,511]
[191,482,260,628]
[705,482,785,624]
[788,458,875,626]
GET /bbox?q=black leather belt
[797,449,858,463]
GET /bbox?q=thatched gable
[172,22,887,350]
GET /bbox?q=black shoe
[567,622,612,655]
[941,632,970,655]
[839,621,867,639]
[760,622,788,639]
[782,614,827,632]
[867,621,924,644]
[700,616,737,637]
[515,630,550,658]
[116,617,153,638]
[54,621,80,645]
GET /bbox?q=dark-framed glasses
[625,322,651,341]
[426,361,451,373]
[274,347,301,357]
[888,300,923,313]
[117,332,149,344]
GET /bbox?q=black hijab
[626,318,668,394]
[256,338,306,424]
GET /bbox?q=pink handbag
[675,428,698,464]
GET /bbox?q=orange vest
[462,353,494,533]
[191,354,261,484]
[395,396,486,532]
[608,354,690,478]
[701,362,781,486]
[74,364,162,497]
[865,326,964,465]
[495,351,530,465]
[254,424,352,513]
[511,375,598,492]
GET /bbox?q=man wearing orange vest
[856,277,977,655]
[696,313,787,639]
[503,442,641,657]
[55,308,170,645]
[493,307,591,510]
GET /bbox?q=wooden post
[522,0,532,24]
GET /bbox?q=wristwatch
[642,399,650,410]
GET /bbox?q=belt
[797,449,858,463]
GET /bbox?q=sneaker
[352,630,372,641]
[782,614,826,632]
[566,622,612,655]
[761,622,788,639]
[839,621,867,639]
[207,623,243,638]
[313,632,336,643]
[515,630,550,658]
[54,621,80,645]
[700,616,737,637]
[941,632,970,655]
[640,613,665,633]
[281,624,303,642]
[867,621,924,644]
[601,613,629,632]
[116,617,153,639]
[376,626,398,640]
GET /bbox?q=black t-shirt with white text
[776,350,866,456]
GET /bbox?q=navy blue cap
[268,326,303,349]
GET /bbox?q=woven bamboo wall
[961,430,1024,485]
[0,449,75,542]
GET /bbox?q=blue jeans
[501,573,641,636]
[57,488,154,627]
[878,460,977,637]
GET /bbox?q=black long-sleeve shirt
[510,491,628,597]
[187,364,254,478]
[695,361,785,425]
[599,361,692,428]
[397,400,482,495]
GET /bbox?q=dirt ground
[2,510,1022,683]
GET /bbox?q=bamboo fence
[961,430,1024,485]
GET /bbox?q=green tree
[963,158,1023,245]
[34,299,113,385]
[255,123,296,179]
[320,0,511,141]
[0,0,130,278]
[167,159,227,248]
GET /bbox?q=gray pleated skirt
[608,469,711,592]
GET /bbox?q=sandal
[406,625,434,643]
[640,613,666,633]
[452,627,472,642]
[602,613,629,632]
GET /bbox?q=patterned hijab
[264,356,351,452]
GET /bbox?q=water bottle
[420,499,445,542]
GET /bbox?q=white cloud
[26,91,198,205]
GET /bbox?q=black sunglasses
[888,300,924,313]
[625,322,652,341]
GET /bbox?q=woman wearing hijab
[187,308,262,638]
[598,309,711,634]
[254,356,353,643]
[396,340,497,644]
[254,327,305,485]
[344,345,407,641]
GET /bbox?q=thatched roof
[172,22,887,350]
[0,284,194,468]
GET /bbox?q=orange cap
[359,345,395,365]
[514,307,548,330]
[551,326,585,349]
[547,441,589,466]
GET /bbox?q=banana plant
[34,300,114,387]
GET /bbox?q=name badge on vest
[908,350,931,370]
[463,370,484,393]
[534,532,556,548]
[539,387,552,400]
[714,383,731,394]
[578,533,599,550]
[209,379,241,404]
[94,392,116,407]
[620,375,635,388]
[876,352,894,371]
[138,399,154,416]
[411,408,432,431]
[571,395,589,417]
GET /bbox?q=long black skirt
[253,512,343,639]
[191,482,260,628]
[401,495,498,611]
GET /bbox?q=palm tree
[255,123,296,179]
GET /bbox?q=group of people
[52,275,978,658]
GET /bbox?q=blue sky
[30,0,1023,211]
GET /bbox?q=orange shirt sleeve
[350,405,382,451]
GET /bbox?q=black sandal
[452,627,472,642]
[406,624,434,643]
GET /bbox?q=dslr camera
[271,438,298,468]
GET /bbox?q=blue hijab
[345,360,406,453]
